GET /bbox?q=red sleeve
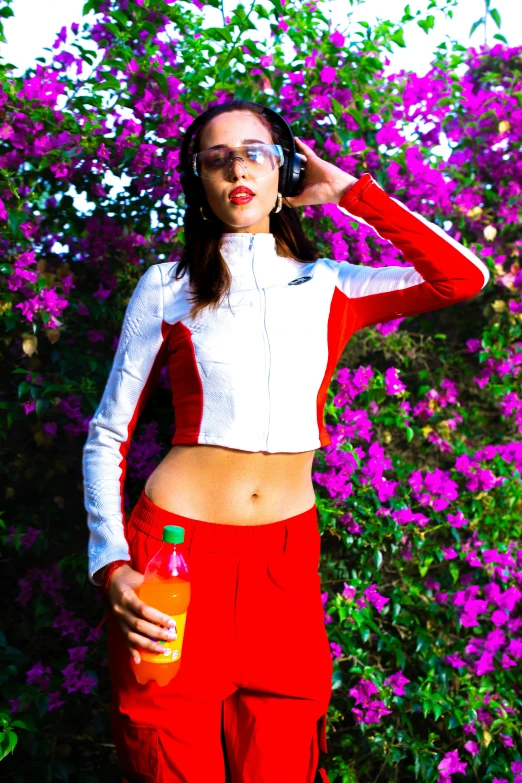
[334,173,490,330]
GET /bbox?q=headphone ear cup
[282,151,304,198]
[278,149,290,197]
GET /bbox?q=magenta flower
[383,670,410,696]
[364,584,389,613]
[319,66,337,85]
[437,749,467,778]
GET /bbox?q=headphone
[177,102,306,209]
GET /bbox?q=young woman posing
[82,100,489,783]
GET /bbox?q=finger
[123,589,176,631]
[130,613,177,644]
[121,617,171,656]
[141,601,177,632]
[295,137,313,150]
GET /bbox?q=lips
[229,187,255,199]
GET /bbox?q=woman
[82,100,489,783]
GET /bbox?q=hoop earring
[271,192,283,214]
[200,205,213,222]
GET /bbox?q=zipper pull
[249,235,254,253]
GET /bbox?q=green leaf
[449,561,460,583]
[112,10,129,28]
[0,730,17,761]
[10,717,38,732]
[332,666,343,690]
[204,26,233,43]
[390,28,406,48]
[489,8,501,28]
[152,70,169,98]
[493,33,507,43]
[92,77,120,92]
[142,21,158,36]
[7,209,28,235]
[401,5,414,23]
[82,0,103,13]
[469,18,484,37]
[0,7,14,18]
[18,381,31,399]
[254,3,270,19]
[417,15,435,34]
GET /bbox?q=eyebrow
[205,138,267,150]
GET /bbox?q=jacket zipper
[250,235,271,449]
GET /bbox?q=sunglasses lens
[194,144,283,179]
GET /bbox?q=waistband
[127,488,318,554]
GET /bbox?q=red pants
[107,488,333,782]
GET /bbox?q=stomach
[143,444,317,526]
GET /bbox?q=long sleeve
[334,173,490,330]
[82,263,167,586]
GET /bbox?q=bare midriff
[143,444,317,526]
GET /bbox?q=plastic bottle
[130,525,191,687]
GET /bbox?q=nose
[227,156,248,179]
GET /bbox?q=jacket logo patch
[288,276,312,286]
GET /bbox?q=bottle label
[139,611,188,665]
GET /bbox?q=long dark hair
[172,100,319,320]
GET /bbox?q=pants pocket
[114,721,159,780]
[267,519,321,594]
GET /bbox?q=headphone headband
[177,101,305,208]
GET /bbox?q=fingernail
[167,619,175,628]
[134,655,140,664]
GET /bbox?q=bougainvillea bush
[0,0,520,779]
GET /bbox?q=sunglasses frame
[191,142,285,180]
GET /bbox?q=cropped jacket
[82,173,490,584]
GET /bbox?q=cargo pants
[107,488,333,782]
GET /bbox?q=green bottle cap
[162,525,185,544]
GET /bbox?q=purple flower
[383,670,410,696]
[329,31,345,48]
[463,740,479,757]
[364,584,389,613]
[26,661,52,689]
[342,583,356,601]
[319,66,337,85]
[437,749,467,778]
[384,367,407,395]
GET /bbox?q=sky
[0,0,520,79]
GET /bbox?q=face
[197,111,280,234]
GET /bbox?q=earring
[200,205,213,222]
[271,192,283,214]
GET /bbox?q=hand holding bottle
[105,563,177,664]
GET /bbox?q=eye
[208,153,226,168]
[247,146,266,162]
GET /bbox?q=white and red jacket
[83,173,489,584]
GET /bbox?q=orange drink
[130,525,191,687]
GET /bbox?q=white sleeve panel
[82,264,165,585]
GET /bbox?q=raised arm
[82,264,166,586]
[333,173,490,330]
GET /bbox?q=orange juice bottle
[130,525,191,687]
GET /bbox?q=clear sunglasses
[192,143,285,180]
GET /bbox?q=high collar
[218,232,298,290]
[218,232,277,263]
